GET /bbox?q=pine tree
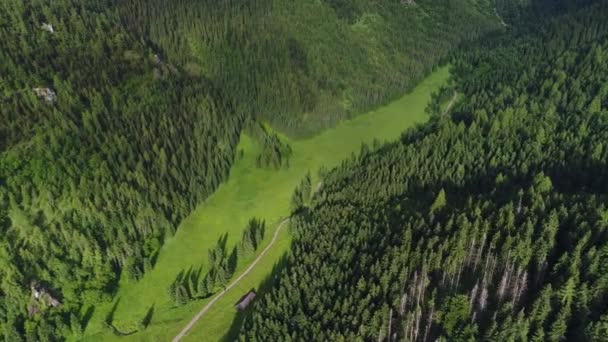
[70,313,82,337]
[548,307,570,342]
[254,220,265,249]
[301,172,312,204]
[291,188,304,211]
[586,314,608,340]
[175,284,189,306]
[198,276,210,298]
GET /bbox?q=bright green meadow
[81,66,450,341]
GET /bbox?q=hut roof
[235,290,257,310]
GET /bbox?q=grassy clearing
[183,225,293,342]
[80,66,449,342]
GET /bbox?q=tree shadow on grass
[221,253,291,342]
[104,298,120,327]
[103,297,138,336]
[141,304,155,329]
[218,233,229,254]
[228,246,239,276]
[81,305,96,331]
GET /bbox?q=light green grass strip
[81,66,449,342]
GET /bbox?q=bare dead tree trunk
[388,309,393,342]
[483,251,492,283]
[400,293,408,315]
[470,281,479,309]
[510,266,522,309]
[506,261,514,292]
[514,270,528,307]
[405,314,413,342]
[414,308,421,342]
[479,285,488,311]
[420,267,427,306]
[407,315,412,342]
[466,237,476,266]
[497,264,511,303]
[412,272,419,308]
[488,254,497,285]
[449,266,456,290]
[516,194,523,215]
[454,261,465,291]
[415,273,421,309]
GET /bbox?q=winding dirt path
[172,217,290,342]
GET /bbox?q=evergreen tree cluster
[0,0,242,339]
[168,235,235,306]
[0,0,538,339]
[239,218,267,260]
[115,0,500,136]
[168,219,266,306]
[291,172,313,212]
[425,84,456,117]
[246,122,293,170]
[240,2,608,341]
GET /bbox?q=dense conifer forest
[0,1,243,339]
[116,0,499,136]
[241,2,608,341]
[0,0,499,340]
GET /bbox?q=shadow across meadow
[221,253,291,342]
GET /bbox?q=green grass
[80,66,450,342]
[183,224,293,342]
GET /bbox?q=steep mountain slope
[117,0,499,136]
[241,3,608,341]
[0,1,241,340]
[0,0,501,339]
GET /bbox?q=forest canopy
[241,1,608,341]
[0,0,499,340]
[116,0,499,136]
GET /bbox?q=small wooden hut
[235,289,257,311]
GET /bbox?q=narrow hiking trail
[172,218,290,342]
